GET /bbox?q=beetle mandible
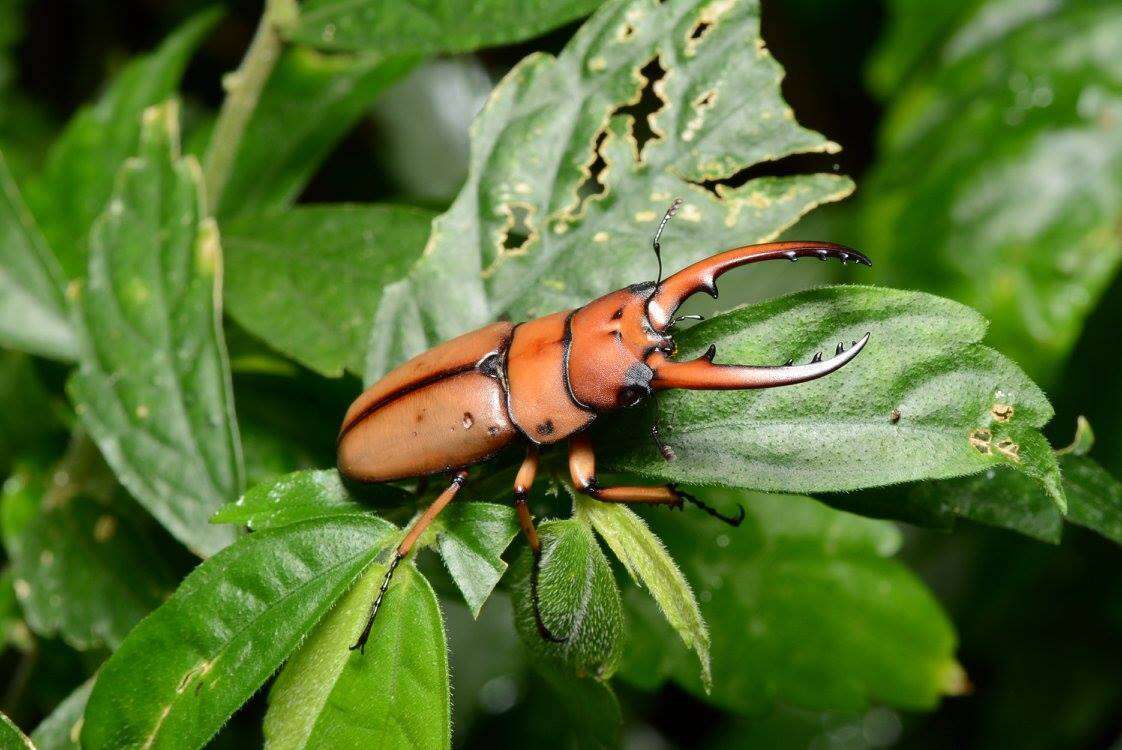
[338,200,871,650]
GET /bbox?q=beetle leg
[351,469,468,653]
[568,434,744,526]
[513,448,566,643]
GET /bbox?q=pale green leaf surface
[0,150,75,360]
[212,469,408,531]
[289,0,602,55]
[574,492,710,690]
[30,679,92,750]
[863,2,1122,381]
[216,48,416,219]
[224,205,434,376]
[366,0,853,382]
[511,519,624,680]
[620,491,963,714]
[80,516,395,750]
[25,11,218,279]
[67,102,243,557]
[433,502,519,617]
[603,286,1065,507]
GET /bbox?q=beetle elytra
[338,202,871,649]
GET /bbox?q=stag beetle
[338,200,871,649]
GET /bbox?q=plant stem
[202,0,296,215]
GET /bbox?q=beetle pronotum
[338,201,871,649]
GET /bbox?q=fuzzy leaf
[862,1,1122,381]
[31,679,93,750]
[25,11,218,279]
[511,518,624,680]
[0,150,75,360]
[366,0,854,382]
[216,49,416,219]
[433,502,520,617]
[212,469,408,531]
[289,0,602,55]
[67,102,243,557]
[574,492,710,690]
[266,562,450,750]
[603,286,1065,508]
[80,516,396,750]
[223,205,434,377]
[620,490,964,713]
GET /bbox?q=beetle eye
[619,385,649,408]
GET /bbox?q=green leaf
[265,562,450,750]
[1060,455,1122,544]
[67,101,243,557]
[862,1,1122,381]
[366,0,853,382]
[0,150,76,360]
[223,205,435,377]
[288,0,602,55]
[573,492,710,691]
[433,502,520,617]
[0,711,33,750]
[864,0,974,98]
[531,659,621,750]
[31,679,93,750]
[511,518,624,680]
[2,473,178,650]
[603,286,1065,508]
[25,10,218,280]
[620,490,964,713]
[0,352,63,471]
[216,48,416,220]
[80,516,395,750]
[212,469,409,531]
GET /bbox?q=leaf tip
[939,660,971,697]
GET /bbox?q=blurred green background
[3,0,1122,748]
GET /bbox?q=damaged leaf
[603,286,1065,509]
[366,0,853,382]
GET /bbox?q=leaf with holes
[265,562,450,750]
[24,11,218,280]
[31,679,93,750]
[288,0,602,56]
[67,101,243,557]
[0,150,76,361]
[862,2,1122,382]
[212,469,408,532]
[511,518,624,680]
[80,516,396,750]
[223,205,435,377]
[601,286,1065,508]
[620,490,965,713]
[433,501,520,617]
[574,491,710,690]
[366,0,854,382]
[216,49,417,220]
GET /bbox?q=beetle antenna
[650,198,682,295]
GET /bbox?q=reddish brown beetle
[339,202,871,649]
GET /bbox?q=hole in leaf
[614,56,668,162]
[618,22,636,41]
[688,150,841,197]
[689,21,712,40]
[575,130,610,214]
[500,203,535,254]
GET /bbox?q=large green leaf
[511,519,624,680]
[223,205,435,377]
[574,492,710,690]
[265,562,450,750]
[862,1,1122,381]
[0,711,33,750]
[25,11,218,280]
[212,469,409,531]
[288,0,602,55]
[603,286,1064,507]
[0,352,63,471]
[1,469,177,650]
[366,0,854,381]
[216,48,416,220]
[433,501,520,617]
[620,490,964,713]
[68,102,243,557]
[31,679,93,750]
[0,150,75,360]
[80,516,395,750]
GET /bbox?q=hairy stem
[202,0,297,214]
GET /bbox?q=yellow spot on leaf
[93,515,117,542]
